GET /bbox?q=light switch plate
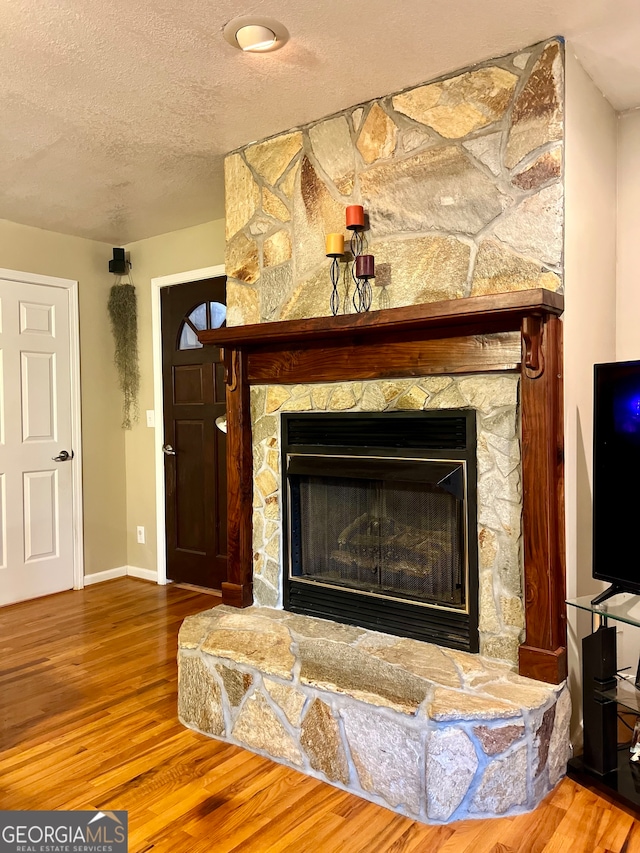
[146,410,155,428]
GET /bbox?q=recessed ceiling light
[236,25,276,51]
[223,16,289,53]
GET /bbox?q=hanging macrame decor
[108,272,140,430]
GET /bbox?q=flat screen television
[593,359,640,602]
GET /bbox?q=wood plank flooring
[0,578,637,852]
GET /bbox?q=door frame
[151,265,225,585]
[0,267,84,590]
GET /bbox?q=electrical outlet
[146,410,155,428]
[136,526,145,544]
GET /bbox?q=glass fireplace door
[290,458,467,609]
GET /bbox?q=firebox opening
[282,412,479,652]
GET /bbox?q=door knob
[52,450,74,462]
[162,444,176,456]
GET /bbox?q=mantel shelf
[198,288,564,350]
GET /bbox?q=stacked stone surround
[251,373,524,665]
[178,606,571,823]
[224,38,564,327]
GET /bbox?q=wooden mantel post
[221,348,253,607]
[519,314,567,682]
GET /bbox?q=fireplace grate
[297,476,464,606]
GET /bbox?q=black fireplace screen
[281,412,479,651]
[293,466,465,608]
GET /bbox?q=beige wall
[563,50,617,731]
[0,216,226,580]
[0,218,127,574]
[616,109,640,361]
[123,219,225,573]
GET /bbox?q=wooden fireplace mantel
[199,289,567,684]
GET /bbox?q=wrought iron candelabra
[326,205,375,315]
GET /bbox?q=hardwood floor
[0,578,637,852]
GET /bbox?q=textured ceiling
[0,0,638,244]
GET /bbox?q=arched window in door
[178,301,227,350]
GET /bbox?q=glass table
[567,593,640,811]
[568,592,640,632]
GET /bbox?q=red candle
[346,204,365,229]
[355,254,375,279]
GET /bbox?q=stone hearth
[179,606,570,823]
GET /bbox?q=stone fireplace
[205,289,565,680]
[178,35,570,825]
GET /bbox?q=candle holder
[346,205,371,313]
[342,259,352,315]
[355,254,374,312]
[325,233,345,316]
[329,257,341,316]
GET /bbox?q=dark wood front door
[161,277,227,589]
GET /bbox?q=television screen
[593,360,640,595]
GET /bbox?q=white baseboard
[83,566,127,585]
[83,565,159,586]
[126,565,158,583]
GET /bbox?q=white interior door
[0,278,75,606]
